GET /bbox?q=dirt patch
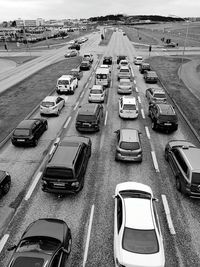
[0,56,82,142]
[146,56,200,135]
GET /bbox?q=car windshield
[123,104,136,110]
[120,69,129,73]
[191,172,200,184]
[154,93,165,98]
[90,90,102,94]
[96,74,108,79]
[120,141,140,150]
[44,167,73,179]
[58,80,69,85]
[122,228,159,254]
[17,237,61,254]
[41,101,55,107]
[10,256,45,267]
[14,129,30,136]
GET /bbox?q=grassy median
[0,56,82,142]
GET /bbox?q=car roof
[91,85,103,90]
[124,198,154,229]
[120,128,139,142]
[78,103,99,115]
[150,88,165,93]
[61,135,90,146]
[96,67,110,74]
[58,75,73,80]
[120,66,129,70]
[42,96,58,102]
[157,103,175,115]
[179,147,200,170]
[22,218,66,243]
[121,96,136,104]
[16,119,38,129]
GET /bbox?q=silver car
[117,66,131,81]
[88,85,105,103]
[118,78,133,94]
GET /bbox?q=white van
[119,96,139,119]
[95,67,111,88]
[56,75,78,94]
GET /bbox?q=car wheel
[152,121,157,130]
[176,177,182,192]
[45,123,48,130]
[33,139,38,147]
[2,180,11,195]
[76,82,78,88]
[56,109,60,116]
[164,150,169,161]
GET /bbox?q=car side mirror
[114,130,119,134]
[153,197,159,202]
[112,194,116,199]
[7,245,17,251]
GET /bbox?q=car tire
[2,180,11,195]
[176,177,182,192]
[164,150,169,161]
[56,109,60,117]
[76,82,78,88]
[45,123,48,131]
[152,121,157,130]
[33,139,38,147]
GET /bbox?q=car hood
[119,248,165,267]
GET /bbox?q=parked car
[118,78,133,94]
[7,218,72,267]
[76,103,103,132]
[117,66,131,81]
[165,42,176,48]
[113,182,165,267]
[165,140,200,196]
[11,118,48,147]
[114,128,142,162]
[146,87,167,104]
[80,60,91,71]
[103,56,112,65]
[134,56,143,65]
[64,50,78,58]
[56,75,78,94]
[69,68,83,80]
[40,96,65,116]
[42,136,91,194]
[139,62,151,73]
[0,170,11,198]
[117,55,127,64]
[119,96,138,119]
[148,103,178,132]
[144,71,158,83]
[88,85,105,103]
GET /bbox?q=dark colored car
[103,56,113,65]
[148,103,178,132]
[42,136,91,194]
[76,103,103,132]
[144,71,158,83]
[0,170,11,198]
[117,55,127,64]
[80,60,91,71]
[68,43,80,50]
[69,68,83,80]
[139,63,151,74]
[7,218,72,267]
[11,119,48,147]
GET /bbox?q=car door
[51,249,64,267]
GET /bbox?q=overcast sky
[0,0,199,21]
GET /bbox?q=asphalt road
[1,29,200,267]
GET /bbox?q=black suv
[80,60,91,71]
[0,170,11,198]
[11,118,48,146]
[103,56,113,65]
[42,136,91,194]
[117,55,127,64]
[148,103,178,132]
[76,103,103,132]
[139,63,151,74]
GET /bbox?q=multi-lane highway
[0,29,200,267]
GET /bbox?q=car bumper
[117,88,132,94]
[11,139,34,146]
[76,125,99,132]
[119,113,138,119]
[157,123,178,131]
[42,184,80,194]
[116,153,142,162]
[40,109,58,115]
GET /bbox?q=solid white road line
[161,194,176,235]
[85,82,89,88]
[151,151,160,172]
[49,137,60,156]
[133,80,136,85]
[141,109,145,119]
[135,87,138,93]
[80,91,84,98]
[145,126,150,139]
[25,171,42,201]
[83,205,95,267]
[104,110,108,125]
[64,116,71,129]
[0,234,9,253]
[73,101,79,111]
[137,96,141,104]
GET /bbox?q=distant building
[36,18,44,26]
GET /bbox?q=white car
[113,182,165,267]
[56,75,78,94]
[134,56,143,65]
[100,64,111,73]
[40,96,65,116]
[119,96,138,119]
[118,59,130,69]
[88,85,105,103]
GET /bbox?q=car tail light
[101,94,104,97]
[71,182,79,187]
[120,110,123,113]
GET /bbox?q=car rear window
[159,114,177,122]
[10,257,44,267]
[120,81,131,86]
[41,101,55,107]
[58,80,69,85]
[191,172,200,184]
[154,93,166,98]
[120,141,140,150]
[120,69,130,73]
[123,104,136,110]
[77,114,96,122]
[122,228,159,254]
[44,167,73,179]
[14,129,30,136]
[90,90,102,94]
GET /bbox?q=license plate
[165,123,171,126]
[53,182,65,187]
[83,123,90,126]
[17,139,25,142]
